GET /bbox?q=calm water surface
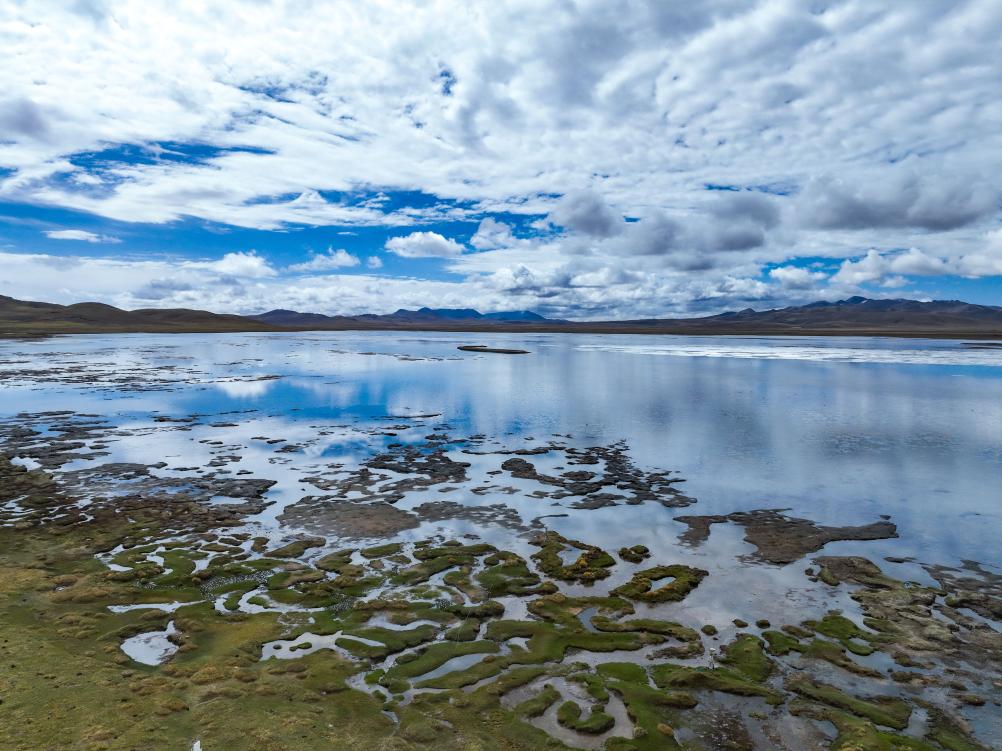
[2,330,999,569]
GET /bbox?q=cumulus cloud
[547,191,623,238]
[196,251,276,278]
[385,231,464,258]
[0,97,49,140]
[0,1,999,313]
[44,229,119,243]
[798,172,998,232]
[470,218,517,250]
[133,278,195,301]
[769,265,828,289]
[366,256,383,269]
[288,247,360,272]
[832,247,979,286]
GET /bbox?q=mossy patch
[556,700,615,734]
[610,564,708,603]
[530,531,616,583]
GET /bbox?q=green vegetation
[384,640,498,681]
[651,663,783,704]
[610,564,708,603]
[514,684,560,717]
[2,452,997,751]
[618,545,650,563]
[787,674,911,730]
[556,700,615,734]
[530,531,616,582]
[360,542,404,559]
[718,633,772,682]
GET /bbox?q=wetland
[0,331,999,750]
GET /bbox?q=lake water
[3,331,1000,569]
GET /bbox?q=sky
[1,0,1001,319]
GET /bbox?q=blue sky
[0,1,1000,318]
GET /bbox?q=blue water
[2,331,1001,569]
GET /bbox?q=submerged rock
[674,509,898,564]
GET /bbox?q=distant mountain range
[623,296,1002,334]
[251,307,551,327]
[2,295,1001,338]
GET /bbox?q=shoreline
[4,322,1002,341]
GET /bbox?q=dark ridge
[3,295,1002,339]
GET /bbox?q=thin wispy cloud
[44,229,120,243]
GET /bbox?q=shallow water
[2,330,999,567]
[120,621,178,665]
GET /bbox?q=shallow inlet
[120,621,178,666]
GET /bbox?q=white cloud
[0,1,995,239]
[366,256,383,269]
[797,172,998,232]
[546,191,623,238]
[44,229,119,243]
[288,247,360,272]
[0,1,999,313]
[385,231,464,258]
[769,266,827,289]
[195,251,276,278]
[470,218,517,250]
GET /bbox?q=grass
[514,684,560,717]
[610,564,708,603]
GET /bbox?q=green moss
[486,618,661,666]
[801,638,882,677]
[810,612,879,655]
[790,700,937,751]
[787,674,911,730]
[314,549,355,572]
[592,616,697,642]
[718,634,772,682]
[923,705,992,751]
[556,700,615,733]
[530,531,616,583]
[476,554,557,597]
[650,664,783,704]
[413,542,496,560]
[528,594,633,629]
[152,548,201,587]
[782,623,814,639]
[444,600,505,619]
[596,662,647,683]
[391,544,494,586]
[762,629,801,656]
[819,566,840,586]
[360,542,404,559]
[267,537,325,558]
[619,545,651,563]
[445,619,480,642]
[514,683,560,717]
[340,623,437,658]
[610,565,708,603]
[701,624,717,636]
[384,640,498,681]
[422,618,659,691]
[603,673,694,751]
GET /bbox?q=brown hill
[0,295,279,335]
[2,295,1001,339]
